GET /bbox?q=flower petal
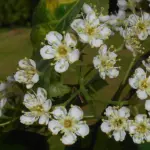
[135,114,147,123]
[138,31,148,40]
[107,68,119,79]
[113,130,126,141]
[61,132,77,145]
[37,87,47,103]
[52,106,67,119]
[90,38,103,48]
[46,31,62,46]
[136,89,148,100]
[100,121,112,133]
[82,3,93,14]
[118,107,130,118]
[43,99,52,112]
[54,59,69,73]
[39,114,49,125]
[129,77,139,89]
[64,33,77,47]
[145,100,150,111]
[68,105,83,120]
[75,122,89,137]
[68,49,80,63]
[31,73,39,83]
[20,113,37,125]
[40,45,56,60]
[48,120,62,135]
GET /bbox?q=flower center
[58,45,68,57]
[32,105,44,112]
[139,79,148,90]
[86,27,95,35]
[113,118,124,128]
[137,123,147,134]
[64,119,72,128]
[137,22,146,31]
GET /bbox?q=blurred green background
[0,0,150,150]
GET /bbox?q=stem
[112,57,136,101]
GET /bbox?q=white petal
[117,10,126,19]
[48,120,62,135]
[64,33,77,47]
[40,45,56,60]
[86,13,97,24]
[61,133,77,145]
[134,68,146,80]
[129,77,139,89]
[46,31,62,46]
[105,106,114,117]
[117,0,127,10]
[54,59,69,73]
[19,58,36,69]
[20,114,37,125]
[107,68,119,78]
[136,89,148,100]
[68,105,83,120]
[68,49,80,63]
[71,19,85,32]
[143,12,150,21]
[138,31,148,40]
[52,106,67,119]
[75,122,89,137]
[90,38,103,48]
[132,136,143,144]
[145,133,150,142]
[26,83,34,89]
[99,15,110,22]
[128,125,136,134]
[31,73,39,83]
[98,44,107,54]
[98,26,111,40]
[135,114,146,123]
[127,14,139,26]
[145,100,150,111]
[99,72,106,79]
[118,107,130,118]
[82,3,93,14]
[42,99,52,112]
[14,70,27,83]
[113,130,126,141]
[39,114,49,125]
[37,87,47,102]
[0,82,8,91]
[78,33,89,43]
[101,121,112,133]
[93,56,100,69]
[23,93,38,109]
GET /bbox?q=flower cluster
[129,68,150,100]
[101,106,130,141]
[40,32,80,73]
[71,3,112,48]
[14,58,39,89]
[48,106,89,145]
[93,44,119,79]
[20,87,89,145]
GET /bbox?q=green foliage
[0,0,32,26]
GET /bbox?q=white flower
[117,0,127,10]
[129,68,150,100]
[20,87,52,125]
[142,56,150,72]
[71,5,111,48]
[14,58,39,89]
[126,13,150,40]
[0,98,7,117]
[101,106,130,141]
[82,3,94,15]
[145,100,150,112]
[48,105,89,145]
[40,32,80,73]
[128,114,150,144]
[93,44,119,79]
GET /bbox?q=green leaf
[48,82,71,97]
